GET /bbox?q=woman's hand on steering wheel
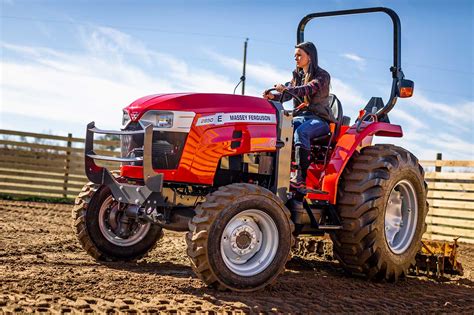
[274,84,287,93]
[262,90,275,100]
[263,87,304,105]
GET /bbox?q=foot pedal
[318,225,343,230]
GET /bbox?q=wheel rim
[384,179,418,254]
[98,195,151,247]
[220,209,279,277]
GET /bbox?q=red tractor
[73,7,427,291]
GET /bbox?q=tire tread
[331,144,428,280]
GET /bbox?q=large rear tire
[186,183,294,291]
[72,183,163,261]
[331,144,428,281]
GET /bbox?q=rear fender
[308,122,403,204]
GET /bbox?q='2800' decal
[196,113,277,126]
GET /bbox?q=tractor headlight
[140,111,174,128]
[122,110,131,126]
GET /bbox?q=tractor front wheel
[72,183,163,261]
[186,183,294,291]
[332,144,428,281]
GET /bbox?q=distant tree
[97,134,121,151]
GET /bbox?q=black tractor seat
[311,133,332,146]
[310,94,350,146]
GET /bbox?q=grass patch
[0,193,74,204]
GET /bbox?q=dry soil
[1,200,473,313]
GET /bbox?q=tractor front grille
[121,122,187,170]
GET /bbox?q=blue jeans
[293,115,330,150]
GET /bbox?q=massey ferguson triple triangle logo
[196,112,276,126]
[130,112,140,120]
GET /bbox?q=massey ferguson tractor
[73,7,428,291]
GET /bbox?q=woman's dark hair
[295,41,318,79]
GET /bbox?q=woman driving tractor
[263,41,336,188]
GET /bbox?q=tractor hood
[124,93,276,122]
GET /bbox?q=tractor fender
[321,122,403,204]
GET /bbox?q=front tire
[186,183,294,291]
[72,183,163,261]
[331,144,428,281]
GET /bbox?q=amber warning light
[398,79,414,98]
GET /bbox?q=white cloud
[1,43,57,58]
[35,22,54,39]
[376,113,473,160]
[330,78,366,116]
[369,82,473,159]
[342,53,365,63]
[1,25,472,161]
[204,49,288,87]
[0,27,238,132]
[386,130,474,160]
[407,91,473,126]
[429,133,474,158]
[390,108,427,130]
[80,25,154,65]
[341,53,366,70]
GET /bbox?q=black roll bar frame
[297,7,406,119]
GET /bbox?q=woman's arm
[271,81,294,103]
[287,76,328,98]
[285,70,330,99]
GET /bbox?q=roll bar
[297,7,407,118]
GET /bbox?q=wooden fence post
[63,133,72,198]
[435,153,442,173]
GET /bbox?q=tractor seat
[311,133,332,145]
[311,94,346,146]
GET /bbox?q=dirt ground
[0,199,473,313]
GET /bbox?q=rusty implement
[413,238,463,277]
[292,236,334,261]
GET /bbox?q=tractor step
[317,225,342,230]
[297,188,329,195]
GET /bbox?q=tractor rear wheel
[186,183,294,291]
[332,144,428,281]
[72,183,163,261]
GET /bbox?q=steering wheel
[265,87,304,105]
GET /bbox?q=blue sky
[1,0,473,160]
